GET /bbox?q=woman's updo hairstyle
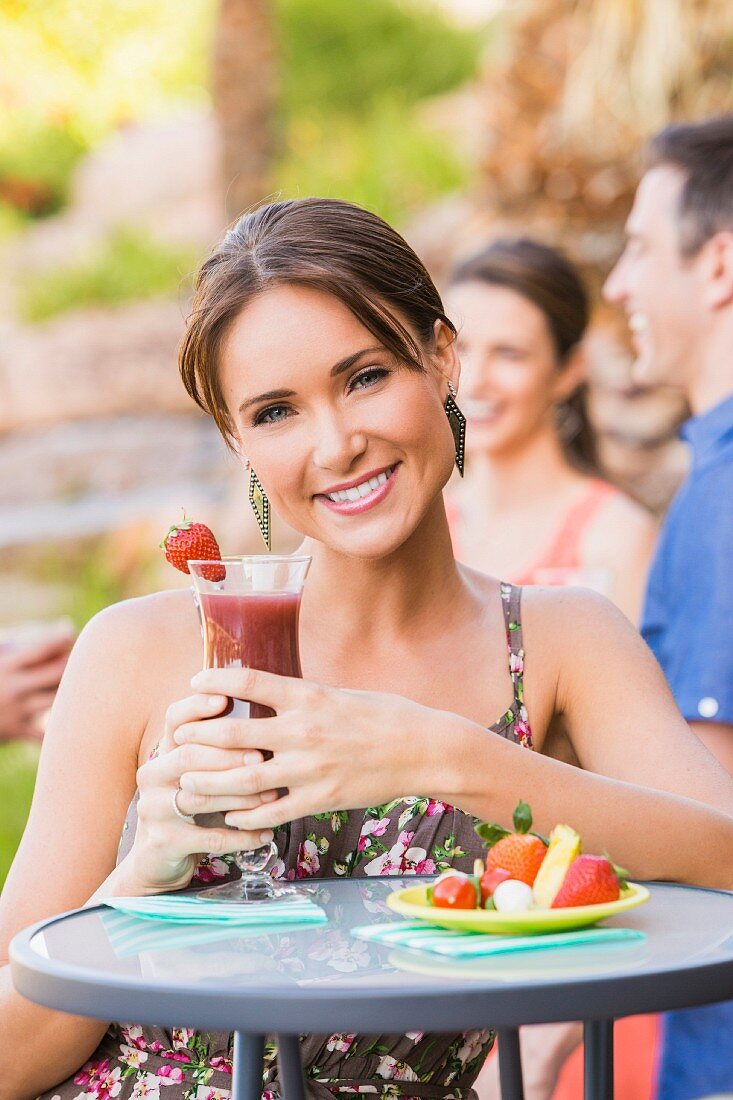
[450,237,599,475]
[180,197,455,447]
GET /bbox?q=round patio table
[10,878,733,1100]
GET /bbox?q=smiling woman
[0,197,732,1100]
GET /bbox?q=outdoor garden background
[1,0,732,891]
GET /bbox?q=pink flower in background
[456,1030,486,1064]
[210,1055,233,1074]
[296,839,320,877]
[171,1028,195,1050]
[73,1058,123,1097]
[426,799,452,816]
[192,855,230,884]
[269,858,286,880]
[357,818,389,851]
[326,1033,357,1053]
[375,1055,418,1082]
[156,1064,185,1084]
[130,1075,160,1099]
[120,1044,148,1069]
[514,719,532,748]
[120,1025,147,1051]
[397,830,415,847]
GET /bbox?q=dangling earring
[248,467,271,550]
[445,380,466,477]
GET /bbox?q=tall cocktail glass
[188,555,311,902]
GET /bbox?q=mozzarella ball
[492,879,534,913]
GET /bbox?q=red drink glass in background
[189,556,311,903]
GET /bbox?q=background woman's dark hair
[180,197,455,447]
[450,237,599,475]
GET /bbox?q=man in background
[605,113,733,1099]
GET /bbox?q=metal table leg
[233,1032,265,1100]
[277,1034,308,1100]
[497,1027,525,1100]
[584,1019,614,1100]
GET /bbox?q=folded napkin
[351,921,645,958]
[105,893,327,926]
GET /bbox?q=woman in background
[444,238,656,624]
[449,241,659,1100]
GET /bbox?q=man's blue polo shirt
[642,392,733,725]
[641,391,733,1100]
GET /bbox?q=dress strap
[500,581,526,709]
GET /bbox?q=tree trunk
[212,0,277,223]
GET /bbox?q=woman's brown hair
[450,237,599,475]
[179,197,455,447]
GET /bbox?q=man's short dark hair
[646,115,733,257]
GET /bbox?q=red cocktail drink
[198,591,303,719]
[189,555,311,902]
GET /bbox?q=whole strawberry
[475,801,548,887]
[161,517,225,582]
[551,855,622,908]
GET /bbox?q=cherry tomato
[431,874,478,910]
[480,867,512,906]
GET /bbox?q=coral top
[448,478,619,585]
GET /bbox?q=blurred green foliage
[20,228,199,322]
[0,742,40,888]
[275,0,484,224]
[1,0,484,239]
[277,0,482,117]
[278,103,469,225]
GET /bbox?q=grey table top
[10,879,733,1033]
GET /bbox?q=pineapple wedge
[532,823,581,908]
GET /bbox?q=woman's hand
[125,691,279,894]
[173,666,466,831]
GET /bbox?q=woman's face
[444,280,576,457]
[219,283,457,559]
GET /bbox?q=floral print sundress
[40,583,533,1100]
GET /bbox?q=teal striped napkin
[104,893,326,925]
[351,921,645,958]
[101,894,327,958]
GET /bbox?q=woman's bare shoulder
[519,583,647,677]
[83,586,197,646]
[72,587,200,697]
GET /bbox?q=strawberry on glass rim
[161,515,225,582]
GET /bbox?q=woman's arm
[434,589,733,885]
[178,589,733,890]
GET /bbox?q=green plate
[386,882,650,935]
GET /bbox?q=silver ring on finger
[171,785,196,824]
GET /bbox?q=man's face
[603,166,706,389]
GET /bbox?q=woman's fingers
[140,743,264,788]
[191,666,328,714]
[177,822,275,857]
[164,693,229,738]
[179,757,282,798]
[223,790,306,832]
[174,789,278,816]
[173,713,285,751]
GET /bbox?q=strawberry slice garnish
[161,517,225,582]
